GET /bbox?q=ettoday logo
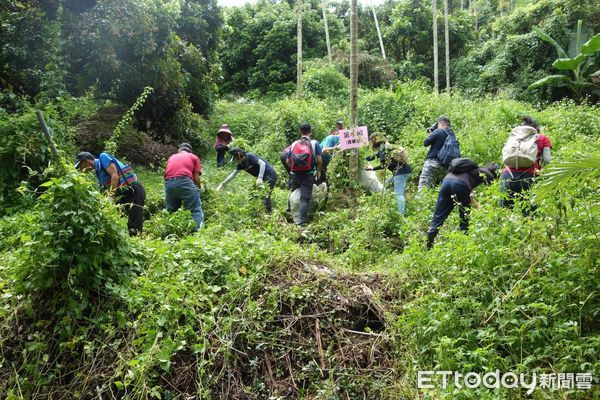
[417,370,594,394]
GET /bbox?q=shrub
[14,171,140,302]
[303,64,349,101]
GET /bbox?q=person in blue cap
[75,151,146,236]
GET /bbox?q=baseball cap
[74,151,95,169]
[299,122,312,133]
[179,143,193,152]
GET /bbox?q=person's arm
[217,170,238,190]
[365,154,376,161]
[193,171,202,188]
[317,155,323,178]
[257,159,266,180]
[423,130,441,147]
[541,147,551,164]
[105,163,120,192]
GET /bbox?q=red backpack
[289,137,315,172]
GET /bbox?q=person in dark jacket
[216,148,278,212]
[365,133,412,215]
[426,162,499,249]
[418,115,454,191]
[75,151,146,236]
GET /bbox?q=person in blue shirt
[286,122,323,226]
[75,151,146,236]
[319,120,343,184]
[216,148,278,212]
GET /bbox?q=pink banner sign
[338,126,369,150]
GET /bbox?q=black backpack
[448,158,478,174]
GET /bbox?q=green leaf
[114,381,124,390]
[589,69,600,77]
[552,55,586,71]
[533,27,567,58]
[528,75,570,89]
[580,33,600,56]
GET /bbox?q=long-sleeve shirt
[366,144,412,175]
[424,128,451,160]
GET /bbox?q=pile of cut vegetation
[198,259,404,399]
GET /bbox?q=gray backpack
[502,126,538,169]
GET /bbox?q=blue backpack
[437,129,461,167]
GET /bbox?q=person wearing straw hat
[75,151,146,236]
[215,124,234,167]
[164,143,204,231]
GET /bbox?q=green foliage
[14,171,139,300]
[303,63,349,101]
[220,0,345,94]
[105,86,154,155]
[1,88,600,398]
[529,21,600,99]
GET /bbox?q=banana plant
[529,20,600,100]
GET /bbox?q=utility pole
[349,0,358,180]
[371,2,386,59]
[321,0,332,63]
[297,0,303,97]
[444,0,450,91]
[432,0,439,93]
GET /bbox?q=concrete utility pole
[371,2,386,59]
[321,0,332,63]
[349,0,358,179]
[432,0,439,93]
[297,0,303,98]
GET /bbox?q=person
[365,133,412,215]
[319,120,343,184]
[164,143,204,231]
[214,124,234,167]
[426,160,499,249]
[418,115,454,191]
[75,151,146,236]
[286,122,323,226]
[216,148,278,212]
[500,116,552,209]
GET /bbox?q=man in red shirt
[501,116,552,209]
[164,143,204,230]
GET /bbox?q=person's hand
[199,184,206,194]
[256,178,264,187]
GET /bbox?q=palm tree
[444,0,450,91]
[297,0,303,98]
[321,0,332,63]
[349,0,358,179]
[432,0,439,93]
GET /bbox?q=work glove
[199,185,206,194]
[106,195,114,203]
[256,178,264,187]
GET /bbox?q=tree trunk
[432,0,439,93]
[297,0,303,98]
[473,0,478,36]
[461,0,464,10]
[321,0,332,63]
[509,0,514,11]
[349,0,358,180]
[444,0,450,91]
[371,4,386,59]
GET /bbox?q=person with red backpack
[286,122,323,226]
[500,116,552,209]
